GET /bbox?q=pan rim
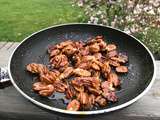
[8,23,156,115]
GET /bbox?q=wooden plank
[0,42,19,67]
[0,80,160,119]
[0,42,19,51]
[0,42,160,120]
[7,42,19,51]
[156,61,160,79]
[0,42,7,49]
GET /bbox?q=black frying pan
[1,23,156,115]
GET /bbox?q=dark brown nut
[77,62,91,70]
[101,81,115,92]
[72,54,82,67]
[93,60,103,68]
[59,67,74,80]
[62,45,77,56]
[72,85,84,92]
[74,41,84,49]
[89,94,96,105]
[103,91,118,102]
[77,92,88,105]
[86,38,97,45]
[96,35,103,39]
[101,61,111,78]
[56,40,73,49]
[108,73,120,87]
[58,65,68,73]
[67,99,80,111]
[81,55,96,62]
[98,41,107,50]
[39,84,54,96]
[95,96,107,107]
[71,77,91,87]
[118,53,128,63]
[48,45,57,54]
[89,77,101,89]
[91,62,100,71]
[50,49,61,57]
[81,94,96,110]
[79,47,89,56]
[111,54,128,64]
[108,50,118,58]
[72,77,101,89]
[105,44,117,51]
[50,54,69,69]
[91,70,100,78]
[93,53,102,60]
[54,81,68,93]
[89,43,100,53]
[32,82,47,91]
[40,71,59,84]
[86,36,103,45]
[26,63,48,74]
[65,86,76,99]
[101,81,118,102]
[88,87,102,96]
[40,73,54,84]
[51,69,60,76]
[116,66,128,73]
[32,82,54,96]
[109,60,120,67]
[73,68,91,77]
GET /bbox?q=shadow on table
[0,80,12,89]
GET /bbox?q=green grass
[136,28,160,54]
[0,0,86,42]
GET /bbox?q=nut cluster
[26,35,128,111]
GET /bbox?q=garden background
[0,0,159,58]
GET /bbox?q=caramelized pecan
[105,44,117,51]
[67,99,80,111]
[26,63,48,74]
[59,67,74,80]
[77,92,88,105]
[32,82,54,96]
[66,86,76,99]
[50,49,61,57]
[116,66,128,73]
[73,68,91,77]
[40,71,59,84]
[54,81,68,93]
[109,60,120,67]
[56,40,74,49]
[89,43,100,53]
[62,45,77,56]
[50,54,69,68]
[95,96,107,107]
[108,50,118,58]
[108,73,120,87]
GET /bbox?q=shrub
[73,0,160,54]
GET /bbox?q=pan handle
[0,67,10,83]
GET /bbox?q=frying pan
[0,23,156,115]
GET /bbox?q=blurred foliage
[136,28,160,54]
[74,0,160,54]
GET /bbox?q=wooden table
[0,42,160,120]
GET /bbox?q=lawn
[0,0,86,42]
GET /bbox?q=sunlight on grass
[0,0,86,42]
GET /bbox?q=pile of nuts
[26,36,128,111]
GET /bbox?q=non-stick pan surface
[8,24,155,115]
